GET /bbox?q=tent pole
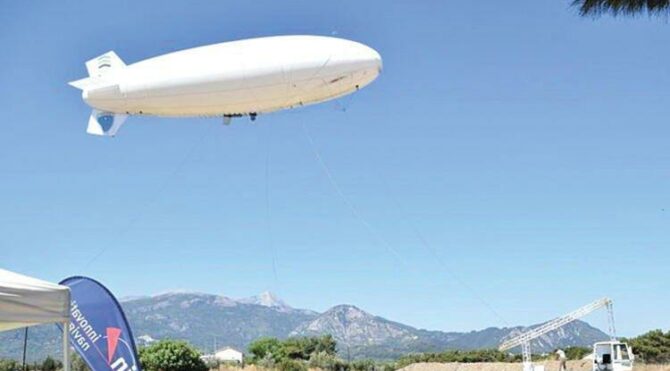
[22,327,28,371]
[63,321,70,371]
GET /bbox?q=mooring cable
[301,120,509,326]
[384,191,510,326]
[83,122,215,270]
[300,121,406,265]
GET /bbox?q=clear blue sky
[1,1,668,336]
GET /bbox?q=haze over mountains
[0,291,608,361]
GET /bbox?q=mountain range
[0,291,608,361]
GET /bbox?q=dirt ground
[398,361,670,371]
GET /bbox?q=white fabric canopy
[0,269,70,332]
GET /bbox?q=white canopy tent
[0,269,70,371]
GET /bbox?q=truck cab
[593,341,634,371]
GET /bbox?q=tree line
[2,330,669,371]
[624,329,670,364]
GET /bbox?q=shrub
[277,359,307,371]
[563,346,592,360]
[0,359,19,371]
[71,353,90,371]
[308,351,349,370]
[248,337,285,364]
[139,340,208,371]
[248,335,337,364]
[350,359,378,371]
[41,357,60,371]
[627,330,670,363]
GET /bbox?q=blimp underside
[69,35,382,136]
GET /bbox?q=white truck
[593,341,634,371]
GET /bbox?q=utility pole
[22,327,28,371]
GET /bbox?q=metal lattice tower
[498,297,616,371]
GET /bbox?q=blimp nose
[368,47,383,73]
[352,43,383,73]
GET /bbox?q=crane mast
[499,298,616,371]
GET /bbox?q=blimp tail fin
[68,77,103,90]
[87,109,128,137]
[85,51,126,78]
[69,52,125,90]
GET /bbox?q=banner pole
[63,321,70,371]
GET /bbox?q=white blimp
[69,35,382,136]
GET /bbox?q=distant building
[136,334,157,345]
[202,347,244,364]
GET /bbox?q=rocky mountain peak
[325,305,373,323]
[238,291,292,312]
[257,291,288,307]
[290,304,417,347]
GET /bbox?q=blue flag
[60,276,141,371]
